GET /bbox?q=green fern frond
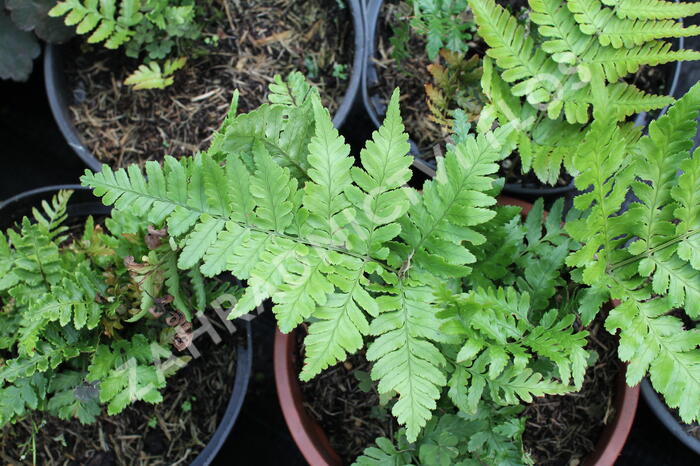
[672,154,700,270]
[124,57,186,90]
[567,79,700,423]
[82,79,512,441]
[606,298,700,422]
[469,0,561,103]
[568,0,700,48]
[603,0,700,20]
[49,0,135,49]
[531,0,700,80]
[367,286,448,442]
[438,286,588,411]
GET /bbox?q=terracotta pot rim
[273,197,639,466]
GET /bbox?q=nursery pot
[361,0,685,199]
[44,0,365,172]
[0,185,254,466]
[641,378,700,455]
[274,196,640,466]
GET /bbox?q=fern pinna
[567,76,700,424]
[471,0,700,185]
[82,74,592,447]
[0,191,229,426]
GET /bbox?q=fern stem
[608,227,700,272]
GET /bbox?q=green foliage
[0,190,232,427]
[470,0,699,118]
[566,78,700,424]
[82,73,595,451]
[410,0,476,60]
[425,51,485,131]
[469,0,700,184]
[124,56,186,89]
[355,405,532,465]
[48,0,201,60]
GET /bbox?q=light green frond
[568,0,700,48]
[602,0,700,20]
[367,286,447,442]
[606,298,700,422]
[672,153,700,270]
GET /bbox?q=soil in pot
[64,0,354,167]
[370,0,669,187]
[522,314,620,465]
[0,331,239,465]
[294,327,395,463]
[293,315,625,465]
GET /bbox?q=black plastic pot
[0,185,254,466]
[44,0,365,172]
[641,379,700,456]
[361,0,685,198]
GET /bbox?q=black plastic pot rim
[0,186,254,466]
[44,0,365,172]
[361,0,686,196]
[641,378,700,455]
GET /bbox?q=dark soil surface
[295,327,395,464]
[65,0,353,167]
[0,329,239,465]
[522,316,620,465]
[371,0,671,188]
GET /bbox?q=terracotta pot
[274,197,639,466]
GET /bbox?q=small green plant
[0,0,73,81]
[409,0,476,61]
[304,55,320,79]
[124,56,187,90]
[425,51,485,130]
[0,190,233,427]
[332,63,348,80]
[470,0,700,184]
[48,0,202,88]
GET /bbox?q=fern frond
[83,80,514,441]
[672,153,700,270]
[397,126,510,279]
[607,298,700,422]
[568,0,700,48]
[367,285,447,442]
[531,0,700,80]
[49,0,135,49]
[568,80,700,423]
[438,286,588,411]
[19,274,102,356]
[603,0,700,20]
[469,0,561,103]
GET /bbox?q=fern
[49,0,201,61]
[355,405,532,465]
[566,77,700,423]
[470,0,700,116]
[82,72,520,440]
[0,189,233,427]
[124,57,186,90]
